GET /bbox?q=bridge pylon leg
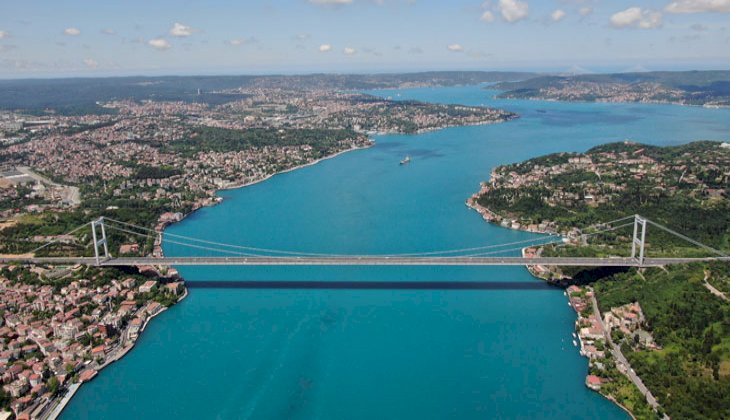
[91,217,110,266]
[631,215,647,266]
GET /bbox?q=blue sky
[0,0,729,78]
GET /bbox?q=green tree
[47,376,60,395]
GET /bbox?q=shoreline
[151,142,375,257]
[45,114,535,417]
[361,116,512,137]
[607,396,639,420]
[72,119,512,418]
[519,246,643,419]
[67,142,377,419]
[408,115,519,135]
[48,282,189,420]
[211,113,515,194]
[468,185,641,418]
[216,143,373,193]
[156,114,517,248]
[494,93,730,109]
[465,183,559,236]
[45,383,80,420]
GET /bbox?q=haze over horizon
[1,0,730,78]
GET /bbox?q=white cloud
[170,22,194,37]
[551,9,566,22]
[0,31,8,39]
[579,7,593,16]
[666,0,730,13]
[637,11,663,29]
[498,0,529,23]
[83,58,98,68]
[480,11,495,23]
[343,47,357,55]
[319,44,332,52]
[148,38,172,50]
[610,7,663,29]
[447,43,464,52]
[309,0,353,4]
[64,27,81,36]
[101,29,116,35]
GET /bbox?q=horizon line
[2,67,730,82]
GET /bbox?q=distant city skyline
[1,0,730,78]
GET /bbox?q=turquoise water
[62,86,730,419]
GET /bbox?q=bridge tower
[91,217,109,266]
[631,215,648,265]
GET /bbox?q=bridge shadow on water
[185,280,558,290]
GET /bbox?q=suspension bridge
[1,214,728,268]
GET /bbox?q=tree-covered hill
[476,141,730,251]
[475,141,730,418]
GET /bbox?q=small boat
[400,156,411,165]
[572,340,578,347]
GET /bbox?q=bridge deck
[1,256,726,267]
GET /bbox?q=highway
[1,256,727,267]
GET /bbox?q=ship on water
[400,156,411,165]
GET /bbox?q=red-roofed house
[585,375,604,391]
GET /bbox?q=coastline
[493,93,729,109]
[519,244,644,419]
[157,113,517,247]
[46,116,520,418]
[408,115,518,135]
[467,185,642,419]
[54,143,374,418]
[465,182,559,236]
[189,114,514,202]
[216,143,374,193]
[150,142,375,257]
[60,119,508,417]
[607,396,639,420]
[46,280,189,420]
[45,383,80,420]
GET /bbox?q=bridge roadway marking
[1,256,726,267]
